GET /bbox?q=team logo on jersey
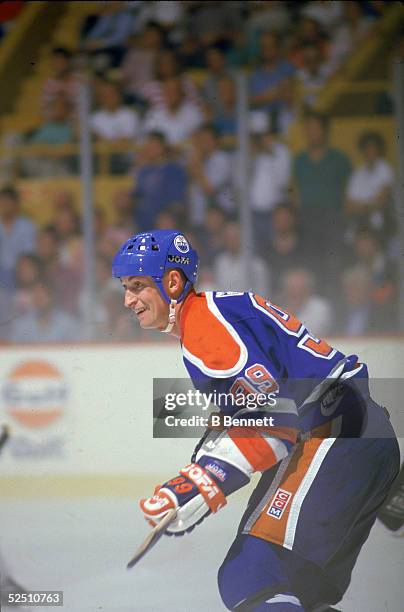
[168,254,190,265]
[174,235,190,253]
[267,488,292,519]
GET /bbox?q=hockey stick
[127,508,177,569]
[0,424,10,454]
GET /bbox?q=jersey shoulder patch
[181,292,248,378]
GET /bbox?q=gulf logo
[267,488,292,520]
[3,360,67,429]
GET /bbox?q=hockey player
[112,230,400,611]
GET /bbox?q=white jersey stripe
[262,434,289,463]
[266,594,302,606]
[284,438,336,550]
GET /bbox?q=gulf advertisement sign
[2,359,69,459]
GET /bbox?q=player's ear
[165,269,184,298]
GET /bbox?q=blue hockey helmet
[112,230,198,303]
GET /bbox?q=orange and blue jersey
[180,291,367,473]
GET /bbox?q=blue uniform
[179,291,400,610]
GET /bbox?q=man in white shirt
[188,124,234,226]
[345,131,394,241]
[91,80,139,140]
[142,77,203,145]
[250,129,291,249]
[279,267,334,337]
[213,221,270,297]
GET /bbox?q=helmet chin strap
[161,299,177,333]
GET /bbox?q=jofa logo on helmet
[168,254,190,265]
[174,234,190,253]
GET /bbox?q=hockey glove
[140,459,249,536]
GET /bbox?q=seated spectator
[329,1,373,71]
[138,49,200,111]
[30,95,74,145]
[195,204,228,268]
[142,77,203,144]
[345,131,395,245]
[9,281,79,343]
[267,204,306,298]
[121,21,166,101]
[288,16,329,69]
[80,2,134,71]
[249,128,291,250]
[301,1,344,31]
[102,189,136,250]
[91,80,139,141]
[0,186,37,289]
[296,43,332,107]
[211,76,237,137]
[41,47,78,116]
[279,268,334,337]
[133,131,187,231]
[13,254,44,317]
[185,1,243,54]
[188,124,234,227]
[51,206,83,313]
[347,228,397,329]
[339,266,376,335]
[249,31,296,133]
[292,111,351,291]
[213,221,269,296]
[201,46,232,115]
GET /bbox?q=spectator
[301,1,344,31]
[249,128,291,250]
[133,131,187,231]
[249,31,296,132]
[30,95,74,145]
[142,77,203,144]
[292,111,351,289]
[13,254,44,317]
[345,131,394,244]
[51,206,83,313]
[102,189,136,250]
[188,124,234,227]
[288,16,329,69]
[201,46,232,115]
[80,2,134,71]
[213,221,269,296]
[296,43,332,107]
[185,1,243,52]
[212,76,237,137]
[267,204,305,298]
[339,266,375,335]
[9,280,79,343]
[0,187,37,289]
[348,228,397,328]
[41,47,78,116]
[91,80,139,141]
[279,268,334,337]
[139,49,200,111]
[196,204,228,268]
[121,21,166,101]
[329,1,373,71]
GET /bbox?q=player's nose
[124,290,137,309]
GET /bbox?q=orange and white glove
[139,463,228,536]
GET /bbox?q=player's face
[121,276,168,330]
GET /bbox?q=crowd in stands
[0,1,400,343]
